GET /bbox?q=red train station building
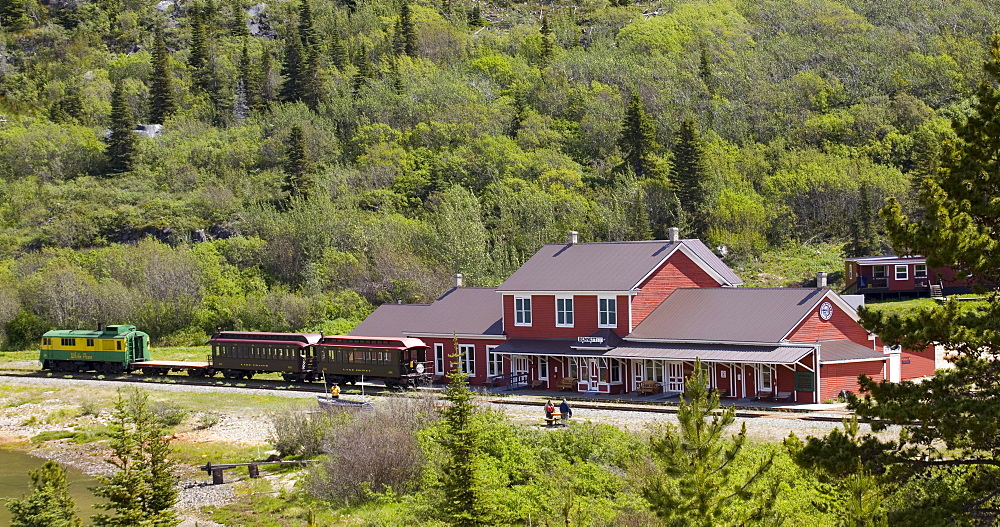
[352,230,935,403]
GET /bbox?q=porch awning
[492,339,609,358]
[605,343,816,365]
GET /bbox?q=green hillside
[0,0,996,346]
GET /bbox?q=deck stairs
[930,284,944,299]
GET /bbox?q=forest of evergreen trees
[0,0,998,346]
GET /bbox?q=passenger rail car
[314,336,432,388]
[40,325,150,374]
[209,331,322,380]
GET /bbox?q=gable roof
[626,287,844,344]
[817,339,886,363]
[349,287,503,339]
[496,239,742,293]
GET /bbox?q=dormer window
[556,296,574,327]
[514,296,532,326]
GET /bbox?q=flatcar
[208,331,322,380]
[40,325,150,374]
[313,335,432,388]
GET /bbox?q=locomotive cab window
[86,339,94,347]
[61,338,75,346]
[116,341,122,350]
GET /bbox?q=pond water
[0,448,104,525]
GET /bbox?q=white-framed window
[915,264,927,278]
[568,358,579,379]
[487,345,501,377]
[610,359,621,383]
[895,265,908,280]
[646,361,663,382]
[538,357,549,380]
[873,266,886,278]
[459,344,476,376]
[556,296,574,327]
[514,296,532,326]
[434,343,445,374]
[759,364,773,392]
[598,296,617,328]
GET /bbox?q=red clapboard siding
[503,294,629,339]
[423,337,505,385]
[787,301,870,344]
[632,252,721,327]
[901,345,936,380]
[820,361,885,402]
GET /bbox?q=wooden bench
[638,380,663,396]
[558,377,577,391]
[543,413,564,427]
[756,391,772,400]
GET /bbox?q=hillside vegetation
[0,0,996,346]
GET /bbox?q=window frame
[459,343,476,377]
[895,264,908,280]
[434,343,445,375]
[873,266,886,278]
[513,296,532,326]
[487,345,501,377]
[914,264,928,278]
[759,364,773,392]
[538,356,549,380]
[598,296,617,328]
[555,296,574,327]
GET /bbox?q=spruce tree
[0,0,29,30]
[844,184,879,258]
[106,81,136,174]
[230,0,248,37]
[352,46,372,97]
[188,5,207,70]
[7,461,82,527]
[257,48,276,109]
[467,4,484,27]
[297,0,317,50]
[236,40,256,116]
[282,125,313,199]
[436,336,493,526]
[279,30,304,102]
[618,90,659,180]
[671,117,707,236]
[398,2,417,57]
[301,47,323,111]
[149,25,176,124]
[92,388,178,527]
[329,22,347,71]
[644,359,778,526]
[540,15,553,63]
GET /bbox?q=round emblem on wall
[819,301,834,321]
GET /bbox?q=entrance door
[513,356,529,385]
[588,358,600,391]
[632,360,644,391]
[667,363,685,392]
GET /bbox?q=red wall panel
[820,361,885,402]
[788,301,870,344]
[632,251,721,327]
[901,345,936,380]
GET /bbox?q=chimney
[453,273,464,288]
[816,272,828,288]
[568,231,578,245]
[668,227,680,243]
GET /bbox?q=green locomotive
[40,325,151,373]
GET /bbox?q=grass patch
[737,242,846,288]
[170,441,265,467]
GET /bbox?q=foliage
[642,359,778,526]
[270,406,347,458]
[91,387,179,527]
[6,460,82,527]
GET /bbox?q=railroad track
[0,369,855,423]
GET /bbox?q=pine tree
[282,125,313,199]
[279,29,304,102]
[0,0,29,31]
[236,40,256,116]
[297,0,317,50]
[301,47,323,111]
[257,48,276,109]
[92,388,178,527]
[618,90,659,180]
[436,336,494,526]
[149,25,176,124]
[188,5,207,70]
[399,2,417,57]
[644,359,778,526]
[106,81,136,174]
[467,4,484,27]
[844,184,879,258]
[671,117,707,236]
[352,46,372,97]
[7,461,82,527]
[230,0,248,37]
[329,22,347,71]
[540,15,554,63]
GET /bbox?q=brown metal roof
[349,287,503,338]
[492,338,607,357]
[606,343,815,364]
[817,339,886,363]
[844,255,926,266]
[627,287,828,343]
[497,239,741,292]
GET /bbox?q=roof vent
[668,227,680,243]
[816,272,828,288]
[568,231,578,245]
[453,273,464,287]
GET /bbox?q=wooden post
[212,468,225,485]
[248,464,260,478]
